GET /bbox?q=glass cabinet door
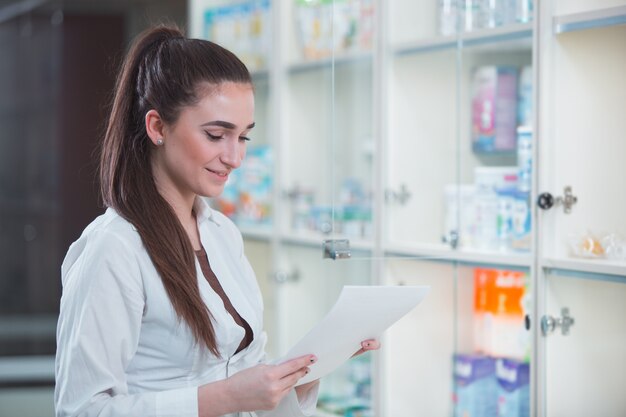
[537,1,626,415]
[386,1,460,251]
[276,1,377,414]
[384,1,535,416]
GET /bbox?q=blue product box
[454,354,498,417]
[496,358,529,417]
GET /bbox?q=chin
[200,187,225,199]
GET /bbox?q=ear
[145,109,166,145]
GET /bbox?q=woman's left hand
[352,338,381,358]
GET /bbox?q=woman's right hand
[198,354,316,416]
[226,354,316,411]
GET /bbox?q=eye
[239,136,251,142]
[205,131,223,140]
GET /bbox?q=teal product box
[496,358,530,417]
[236,145,273,226]
[453,354,498,417]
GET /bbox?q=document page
[274,285,430,385]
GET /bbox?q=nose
[220,137,243,169]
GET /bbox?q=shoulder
[70,208,143,251]
[62,208,146,284]
[201,205,245,256]
[208,206,242,240]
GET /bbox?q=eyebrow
[201,121,255,130]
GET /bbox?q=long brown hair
[99,25,252,356]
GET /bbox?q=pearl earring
[156,138,164,146]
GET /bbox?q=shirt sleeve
[54,229,198,417]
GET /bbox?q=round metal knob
[537,192,554,210]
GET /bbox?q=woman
[54,25,378,417]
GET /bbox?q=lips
[207,168,229,177]
[205,168,230,182]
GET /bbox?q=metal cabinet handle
[537,186,578,214]
[541,308,575,336]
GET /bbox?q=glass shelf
[385,242,532,269]
[542,257,626,282]
[287,51,373,74]
[242,230,376,253]
[554,5,626,33]
[276,231,374,252]
[393,23,533,55]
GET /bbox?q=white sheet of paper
[273,285,430,386]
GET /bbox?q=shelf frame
[287,51,373,74]
[553,5,626,34]
[541,257,626,283]
[384,242,532,270]
[393,22,533,55]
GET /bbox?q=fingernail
[310,356,317,363]
[305,369,310,374]
[363,342,370,347]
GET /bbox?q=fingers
[352,339,381,358]
[360,339,381,351]
[280,365,310,390]
[276,354,316,378]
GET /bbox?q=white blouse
[54,198,318,417]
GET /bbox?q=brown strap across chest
[195,247,253,354]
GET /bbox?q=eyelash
[205,132,251,142]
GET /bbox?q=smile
[206,168,230,178]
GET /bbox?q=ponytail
[99,24,251,356]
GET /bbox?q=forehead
[187,82,255,122]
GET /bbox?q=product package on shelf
[288,178,372,238]
[337,178,373,238]
[295,0,373,60]
[517,66,533,128]
[443,163,531,253]
[453,354,498,417]
[203,0,271,72]
[473,167,518,251]
[496,358,530,417]
[471,66,519,154]
[567,231,626,261]
[443,184,477,248]
[440,0,534,35]
[473,268,530,361]
[213,145,273,227]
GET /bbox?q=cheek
[189,137,218,162]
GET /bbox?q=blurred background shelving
[1,0,624,416]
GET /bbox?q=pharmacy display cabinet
[190,1,626,416]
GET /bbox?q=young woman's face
[154,82,255,201]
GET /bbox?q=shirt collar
[193,197,221,226]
